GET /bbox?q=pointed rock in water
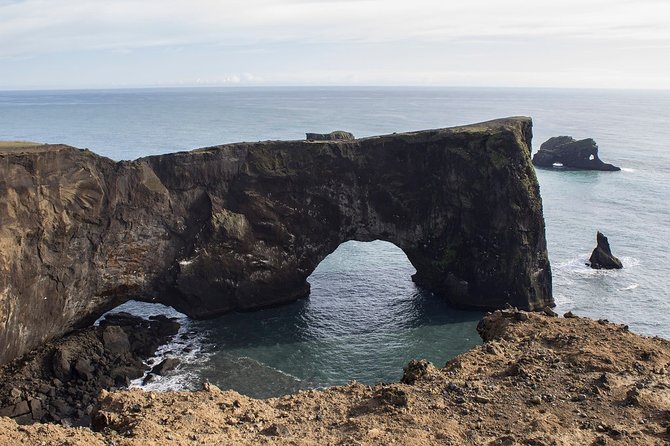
[532,136,620,171]
[588,232,623,269]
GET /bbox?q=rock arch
[0,117,552,364]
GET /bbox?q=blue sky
[1,0,669,89]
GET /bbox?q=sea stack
[588,232,623,269]
[532,136,620,171]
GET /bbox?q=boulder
[150,357,180,375]
[101,326,131,355]
[588,232,623,269]
[532,136,620,171]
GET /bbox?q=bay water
[2,87,669,396]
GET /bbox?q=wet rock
[532,136,620,171]
[150,358,180,376]
[588,232,623,270]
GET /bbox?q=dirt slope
[2,310,670,446]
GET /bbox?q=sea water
[2,87,669,396]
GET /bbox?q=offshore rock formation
[305,131,355,141]
[588,231,623,269]
[532,136,621,171]
[0,117,552,365]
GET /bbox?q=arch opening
[181,240,483,399]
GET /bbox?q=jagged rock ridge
[0,117,552,365]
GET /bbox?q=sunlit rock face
[0,117,552,364]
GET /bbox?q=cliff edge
[1,312,669,445]
[0,117,552,364]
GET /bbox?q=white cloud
[1,0,669,57]
[0,0,669,88]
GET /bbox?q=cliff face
[0,117,552,364]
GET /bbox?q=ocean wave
[620,167,636,173]
[618,283,640,291]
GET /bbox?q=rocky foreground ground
[2,310,670,445]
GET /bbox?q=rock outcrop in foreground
[0,117,552,365]
[2,312,670,445]
[0,313,179,426]
[532,136,621,171]
[589,231,624,269]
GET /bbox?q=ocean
[2,87,669,397]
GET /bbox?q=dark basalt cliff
[0,117,552,365]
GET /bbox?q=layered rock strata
[0,117,552,365]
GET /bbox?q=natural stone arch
[0,117,552,364]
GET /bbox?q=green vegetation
[0,141,42,149]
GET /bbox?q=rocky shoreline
[0,313,180,426]
[2,310,670,445]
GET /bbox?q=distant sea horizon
[2,86,669,396]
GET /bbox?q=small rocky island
[532,136,621,171]
[589,231,624,269]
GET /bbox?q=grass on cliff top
[0,140,43,147]
[0,141,45,152]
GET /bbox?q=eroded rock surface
[0,117,552,365]
[532,136,621,171]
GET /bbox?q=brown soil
[2,310,670,445]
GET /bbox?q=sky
[0,0,669,90]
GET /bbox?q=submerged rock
[532,136,620,171]
[0,117,552,365]
[588,232,623,269]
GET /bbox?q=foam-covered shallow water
[4,87,670,395]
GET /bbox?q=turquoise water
[2,87,669,395]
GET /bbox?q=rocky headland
[532,136,621,171]
[0,117,552,366]
[1,311,670,445]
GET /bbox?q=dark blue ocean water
[2,87,669,396]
